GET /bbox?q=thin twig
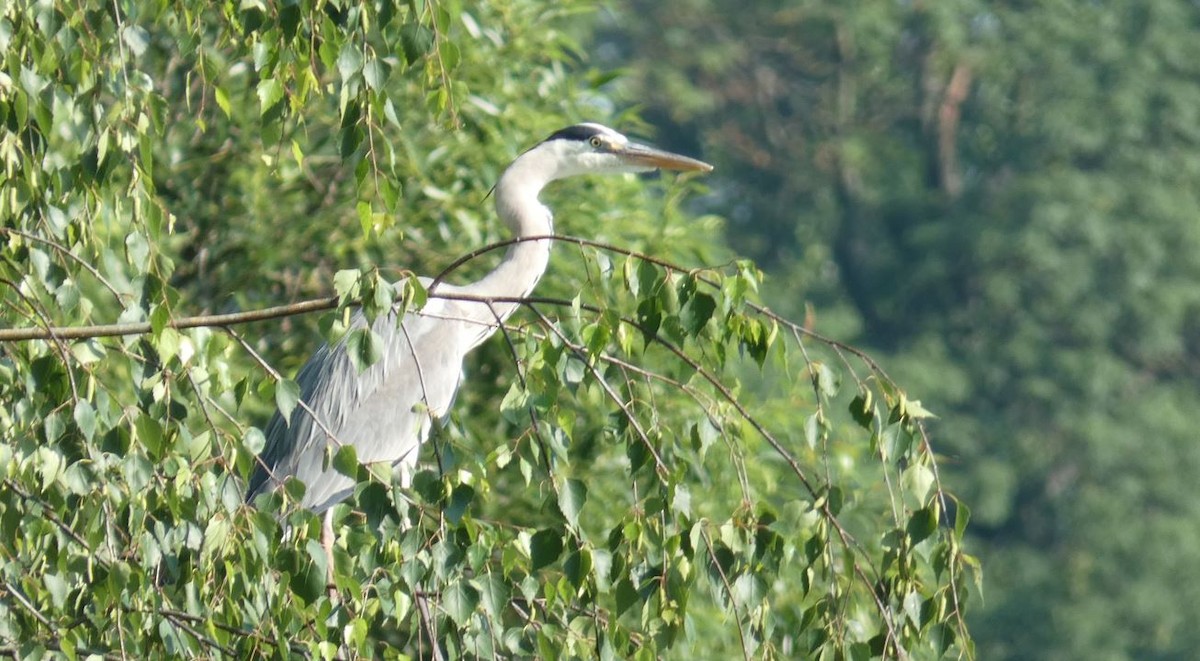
[525,305,669,477]
[143,608,312,657]
[698,526,751,661]
[0,278,80,403]
[224,327,347,491]
[0,228,124,301]
[1,581,52,628]
[3,480,100,562]
[483,302,555,478]
[160,609,238,657]
[416,590,445,661]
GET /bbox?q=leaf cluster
[0,0,973,658]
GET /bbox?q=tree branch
[0,297,339,342]
[0,235,714,343]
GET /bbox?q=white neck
[456,145,562,325]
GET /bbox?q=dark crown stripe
[543,124,607,143]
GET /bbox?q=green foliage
[0,0,972,658]
[607,0,1200,659]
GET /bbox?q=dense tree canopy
[0,0,973,658]
[602,1,1200,659]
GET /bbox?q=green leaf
[671,483,692,518]
[636,259,662,298]
[954,500,971,540]
[446,483,474,524]
[530,529,563,571]
[337,43,364,81]
[332,444,358,478]
[150,304,171,336]
[564,549,592,589]
[399,23,434,65]
[737,317,769,366]
[849,392,874,429]
[582,319,611,355]
[125,231,149,269]
[135,414,165,456]
[499,382,528,424]
[557,478,587,530]
[439,40,461,70]
[401,274,428,311]
[346,328,384,372]
[636,298,662,343]
[43,411,65,443]
[903,397,937,419]
[803,413,821,449]
[476,574,509,620]
[614,578,638,617]
[902,463,935,505]
[36,446,64,490]
[275,378,301,423]
[214,87,232,118]
[70,339,106,365]
[290,541,327,604]
[73,400,96,442]
[243,427,266,455]
[283,476,307,503]
[732,574,766,609]
[279,2,302,38]
[907,506,940,545]
[122,453,152,492]
[256,78,284,115]
[357,200,373,237]
[121,25,149,57]
[903,591,924,626]
[44,573,69,609]
[368,273,395,317]
[363,58,389,89]
[623,257,641,296]
[343,618,368,649]
[443,581,479,626]
[592,548,613,592]
[822,485,844,516]
[680,292,716,336]
[55,280,80,313]
[815,362,839,398]
[155,328,181,364]
[561,354,586,386]
[333,268,362,304]
[341,122,363,157]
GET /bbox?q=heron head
[537,123,713,179]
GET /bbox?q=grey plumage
[246,288,482,511]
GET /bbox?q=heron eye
[589,136,603,148]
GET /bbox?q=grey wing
[246,297,480,512]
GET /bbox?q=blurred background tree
[0,0,972,658]
[600,0,1200,658]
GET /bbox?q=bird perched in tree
[246,123,712,524]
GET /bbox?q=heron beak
[617,142,714,173]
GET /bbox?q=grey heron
[246,123,712,522]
